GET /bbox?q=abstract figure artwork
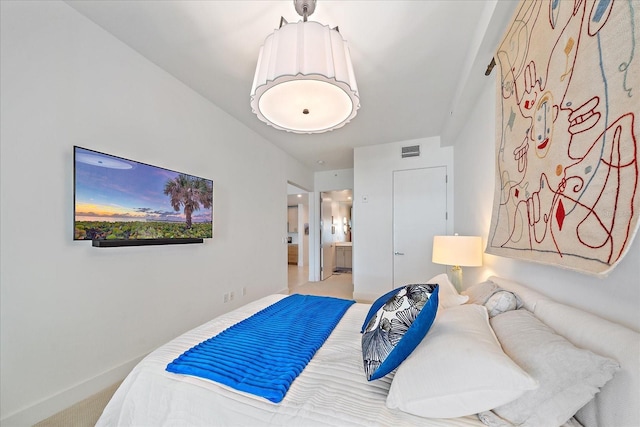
[487,0,639,275]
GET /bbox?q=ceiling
[65,0,517,172]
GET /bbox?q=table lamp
[432,234,483,291]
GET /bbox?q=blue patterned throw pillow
[362,284,439,381]
[360,287,400,333]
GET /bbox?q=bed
[96,275,639,427]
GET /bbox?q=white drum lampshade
[432,235,483,290]
[250,9,359,134]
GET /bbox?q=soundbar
[92,238,203,247]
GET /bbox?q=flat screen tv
[74,146,213,247]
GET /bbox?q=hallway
[288,265,354,300]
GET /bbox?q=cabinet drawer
[335,246,352,269]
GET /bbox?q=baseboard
[1,354,144,427]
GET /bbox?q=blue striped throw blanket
[166,294,355,403]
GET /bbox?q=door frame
[309,188,353,282]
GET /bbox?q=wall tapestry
[487,0,639,276]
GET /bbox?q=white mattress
[97,294,485,426]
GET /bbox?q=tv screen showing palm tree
[74,146,213,241]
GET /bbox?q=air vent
[401,145,420,158]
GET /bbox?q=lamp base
[449,265,463,292]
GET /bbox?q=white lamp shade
[250,20,359,133]
[432,235,483,267]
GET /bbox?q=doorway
[392,167,447,286]
[320,189,353,281]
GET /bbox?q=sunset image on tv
[74,146,213,241]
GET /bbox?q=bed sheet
[96,294,485,427]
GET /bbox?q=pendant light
[250,0,360,134]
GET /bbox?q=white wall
[335,201,351,243]
[315,168,355,192]
[452,74,640,331]
[0,2,312,425]
[353,138,454,301]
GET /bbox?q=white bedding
[97,294,485,427]
[98,281,639,427]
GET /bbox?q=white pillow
[386,304,537,418]
[478,310,620,427]
[427,273,468,308]
[463,280,523,317]
[462,280,500,304]
[484,291,520,318]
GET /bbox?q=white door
[393,167,447,287]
